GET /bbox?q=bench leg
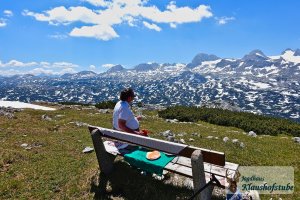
[91,129,116,175]
[191,150,213,200]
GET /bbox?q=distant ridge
[1,48,299,122]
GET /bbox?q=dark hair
[120,88,135,101]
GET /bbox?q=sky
[0,0,300,76]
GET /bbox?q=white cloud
[28,68,56,75]
[4,10,13,17]
[70,24,119,40]
[216,16,235,25]
[59,67,77,74]
[52,62,78,68]
[49,33,68,39]
[0,18,7,27]
[0,59,78,69]
[89,65,96,70]
[0,60,38,67]
[82,0,110,7]
[27,67,77,76]
[143,21,161,31]
[170,23,177,28]
[102,63,115,68]
[0,58,80,76]
[23,7,100,26]
[24,1,213,40]
[0,69,22,76]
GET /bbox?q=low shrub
[158,106,300,136]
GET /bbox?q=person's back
[113,100,139,131]
[112,88,144,135]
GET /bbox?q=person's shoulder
[120,101,129,107]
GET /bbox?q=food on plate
[146,150,161,160]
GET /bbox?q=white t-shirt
[113,101,139,130]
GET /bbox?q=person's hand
[141,129,149,136]
[134,130,148,137]
[136,116,142,121]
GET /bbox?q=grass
[0,106,299,199]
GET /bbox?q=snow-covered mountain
[0,49,299,122]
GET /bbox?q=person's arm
[118,119,143,135]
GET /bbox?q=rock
[293,137,300,143]
[179,139,186,144]
[54,114,65,118]
[0,106,22,119]
[232,139,239,144]
[32,142,43,148]
[82,146,94,153]
[248,131,257,137]
[99,109,110,114]
[20,143,28,147]
[160,130,172,137]
[206,136,214,139]
[191,133,201,138]
[41,114,52,121]
[167,136,175,142]
[25,147,32,150]
[214,137,219,139]
[69,121,89,127]
[223,137,229,143]
[166,119,179,123]
[189,138,194,142]
[177,133,184,137]
[240,142,245,148]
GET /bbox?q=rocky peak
[107,64,125,73]
[242,49,268,61]
[134,63,160,71]
[187,53,220,68]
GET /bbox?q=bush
[95,100,116,109]
[59,102,90,106]
[158,106,300,137]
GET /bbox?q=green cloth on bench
[124,147,175,176]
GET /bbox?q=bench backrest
[88,126,225,166]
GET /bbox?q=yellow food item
[146,150,161,160]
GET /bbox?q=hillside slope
[0,105,299,199]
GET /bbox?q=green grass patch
[0,107,299,199]
[158,106,300,136]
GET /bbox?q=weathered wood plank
[164,162,226,188]
[171,156,238,171]
[170,156,239,177]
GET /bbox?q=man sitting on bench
[113,88,147,136]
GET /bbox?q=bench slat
[169,157,238,179]
[170,156,239,172]
[164,163,226,188]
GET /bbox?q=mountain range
[0,49,299,122]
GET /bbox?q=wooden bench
[88,125,239,200]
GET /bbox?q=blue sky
[0,0,300,75]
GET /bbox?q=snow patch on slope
[0,101,56,110]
